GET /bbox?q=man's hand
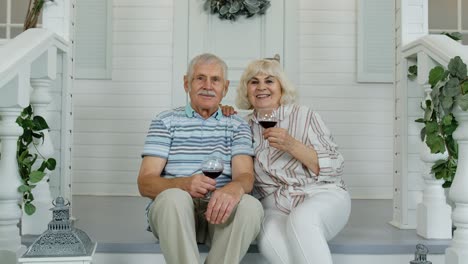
[263,127,298,153]
[181,174,217,198]
[205,182,244,224]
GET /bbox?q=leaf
[24,202,36,215]
[414,118,425,123]
[441,95,454,112]
[456,93,468,111]
[432,159,447,170]
[408,65,418,80]
[33,116,49,130]
[18,185,31,193]
[420,127,426,142]
[424,104,433,121]
[429,66,446,87]
[45,158,57,170]
[219,5,229,15]
[32,132,44,139]
[425,121,439,134]
[443,77,461,97]
[442,114,453,126]
[29,170,46,183]
[230,1,240,13]
[448,56,467,79]
[462,82,468,94]
[426,134,446,153]
[442,120,458,136]
[442,181,452,188]
[443,32,462,41]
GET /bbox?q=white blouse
[248,104,346,214]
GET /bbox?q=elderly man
[137,53,263,264]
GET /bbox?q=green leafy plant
[204,0,271,21]
[416,56,468,187]
[442,32,462,42]
[408,65,418,80]
[16,105,56,215]
[24,0,55,30]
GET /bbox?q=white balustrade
[21,78,55,235]
[417,86,452,239]
[446,106,468,263]
[0,29,69,264]
[0,108,27,263]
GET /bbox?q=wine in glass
[201,156,224,200]
[257,108,278,129]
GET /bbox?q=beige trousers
[148,188,263,264]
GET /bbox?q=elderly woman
[233,59,351,264]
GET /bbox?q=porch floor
[23,196,450,255]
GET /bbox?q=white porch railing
[0,28,69,263]
[399,35,468,263]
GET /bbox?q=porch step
[22,196,450,264]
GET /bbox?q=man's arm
[205,154,254,224]
[137,156,216,199]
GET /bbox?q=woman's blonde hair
[235,59,296,110]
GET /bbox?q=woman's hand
[220,104,237,116]
[263,128,298,153]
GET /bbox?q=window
[357,0,395,83]
[74,0,113,79]
[429,0,468,45]
[0,0,39,39]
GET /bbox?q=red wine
[203,170,222,179]
[259,121,277,128]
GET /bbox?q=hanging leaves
[416,56,468,188]
[16,105,56,215]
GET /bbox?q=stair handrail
[0,28,68,95]
[402,34,468,67]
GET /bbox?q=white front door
[172,0,298,108]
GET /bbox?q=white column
[446,106,468,263]
[42,0,72,41]
[417,86,452,239]
[21,78,54,235]
[0,108,27,263]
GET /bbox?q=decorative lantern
[410,244,432,264]
[19,197,96,264]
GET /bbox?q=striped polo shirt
[142,104,254,188]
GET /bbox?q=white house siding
[298,0,394,199]
[392,0,428,228]
[72,0,173,195]
[72,0,394,199]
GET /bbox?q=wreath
[204,0,271,21]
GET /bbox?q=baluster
[0,108,27,262]
[446,106,468,263]
[21,78,55,235]
[417,85,452,239]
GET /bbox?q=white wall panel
[113,7,172,19]
[73,0,394,199]
[73,0,174,195]
[299,0,394,199]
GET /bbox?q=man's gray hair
[186,53,228,83]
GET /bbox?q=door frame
[171,0,298,108]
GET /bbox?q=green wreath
[204,0,271,21]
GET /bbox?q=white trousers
[258,185,351,264]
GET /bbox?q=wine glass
[201,156,224,200]
[256,108,278,129]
